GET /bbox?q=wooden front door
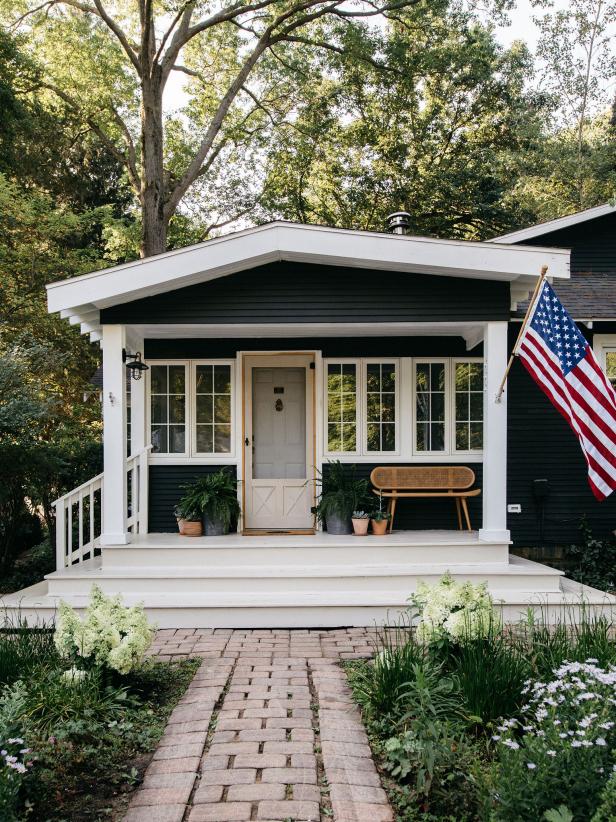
[243,354,315,531]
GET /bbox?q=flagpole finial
[541,264,548,276]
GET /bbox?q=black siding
[322,463,483,531]
[149,465,237,533]
[145,336,481,359]
[102,261,510,325]
[506,323,616,547]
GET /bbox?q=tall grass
[0,613,58,687]
[450,623,531,726]
[350,615,426,722]
[520,602,616,679]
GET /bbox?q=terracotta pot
[371,518,389,536]
[177,518,203,537]
[352,517,370,536]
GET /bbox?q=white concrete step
[2,577,615,629]
[45,556,564,596]
[103,531,510,568]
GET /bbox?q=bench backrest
[370,466,476,492]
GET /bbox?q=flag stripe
[516,280,616,501]
[519,341,616,491]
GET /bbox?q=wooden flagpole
[495,264,549,403]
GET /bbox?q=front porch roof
[47,221,570,342]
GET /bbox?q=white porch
[4,529,615,628]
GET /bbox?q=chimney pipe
[386,211,411,235]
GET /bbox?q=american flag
[517,279,616,501]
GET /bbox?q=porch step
[45,556,564,596]
[103,530,511,568]
[1,577,614,629]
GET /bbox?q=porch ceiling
[47,221,571,343]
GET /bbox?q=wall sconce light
[122,349,149,380]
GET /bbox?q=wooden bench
[370,466,481,533]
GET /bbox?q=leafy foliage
[180,469,241,531]
[564,519,616,594]
[314,460,370,522]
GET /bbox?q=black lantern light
[123,349,149,380]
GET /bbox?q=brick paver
[126,629,392,822]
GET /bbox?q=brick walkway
[124,629,393,822]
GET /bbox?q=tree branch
[42,82,142,192]
[91,0,141,72]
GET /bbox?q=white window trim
[593,335,616,374]
[191,360,236,459]
[324,356,484,462]
[362,358,401,457]
[147,358,237,463]
[413,358,451,456]
[451,357,485,456]
[147,360,190,459]
[323,358,402,458]
[323,358,361,458]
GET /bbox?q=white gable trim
[48,221,570,317]
[491,203,616,245]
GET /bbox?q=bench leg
[389,498,396,533]
[455,498,463,531]
[461,497,472,531]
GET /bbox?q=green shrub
[313,461,370,523]
[489,660,616,821]
[0,540,55,595]
[449,628,532,727]
[565,519,616,594]
[521,606,616,679]
[0,619,58,687]
[592,771,616,821]
[347,619,425,725]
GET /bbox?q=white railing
[53,446,150,570]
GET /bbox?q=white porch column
[101,324,130,545]
[479,321,510,543]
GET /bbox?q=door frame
[241,351,318,532]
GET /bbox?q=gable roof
[490,203,616,245]
[47,220,570,341]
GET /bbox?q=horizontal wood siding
[144,336,481,359]
[322,462,483,531]
[506,324,616,546]
[149,465,237,533]
[101,261,510,325]
[523,212,616,274]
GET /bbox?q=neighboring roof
[47,220,570,341]
[513,272,616,320]
[491,203,616,245]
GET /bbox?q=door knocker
[275,398,283,412]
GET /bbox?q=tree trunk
[140,70,168,257]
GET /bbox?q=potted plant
[173,498,203,537]
[351,511,370,536]
[313,461,370,535]
[180,469,241,536]
[371,508,391,535]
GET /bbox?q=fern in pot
[180,469,241,536]
[174,496,203,537]
[313,461,370,535]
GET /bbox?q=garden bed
[0,591,200,821]
[344,576,616,821]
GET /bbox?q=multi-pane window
[415,362,446,452]
[195,364,232,454]
[326,363,357,453]
[454,362,484,451]
[150,364,186,454]
[606,351,616,391]
[366,363,396,452]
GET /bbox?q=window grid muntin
[149,363,187,455]
[326,362,358,454]
[414,360,447,453]
[195,363,232,454]
[365,361,397,453]
[453,360,484,452]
